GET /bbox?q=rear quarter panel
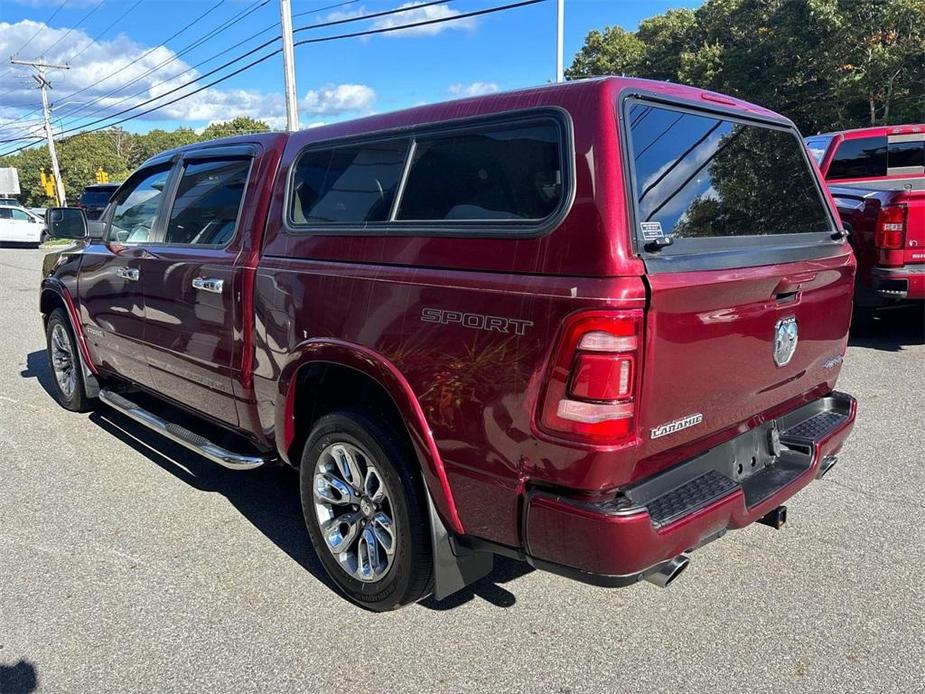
[252,258,646,545]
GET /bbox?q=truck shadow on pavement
[21,351,531,611]
[848,306,924,352]
[20,351,55,400]
[0,659,38,694]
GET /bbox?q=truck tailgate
[636,254,854,467]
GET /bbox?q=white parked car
[0,204,45,245]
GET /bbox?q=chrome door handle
[192,277,224,294]
[117,267,140,281]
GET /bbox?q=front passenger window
[164,159,251,246]
[108,168,171,244]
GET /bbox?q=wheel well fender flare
[277,339,464,535]
[40,280,99,387]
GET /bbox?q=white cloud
[0,20,375,143]
[301,84,376,115]
[448,82,501,98]
[370,2,476,37]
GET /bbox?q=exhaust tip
[818,455,838,478]
[644,554,689,588]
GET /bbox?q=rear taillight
[875,204,907,249]
[538,310,642,445]
[875,203,907,268]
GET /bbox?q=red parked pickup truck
[42,77,857,611]
[806,125,925,326]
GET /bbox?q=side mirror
[45,207,88,240]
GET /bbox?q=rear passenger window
[627,103,832,239]
[396,122,562,222]
[888,139,924,171]
[165,159,251,246]
[290,140,408,224]
[827,137,888,179]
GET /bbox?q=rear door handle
[192,277,224,294]
[117,267,140,281]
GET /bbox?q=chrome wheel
[313,442,397,583]
[50,323,77,399]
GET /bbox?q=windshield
[80,190,116,206]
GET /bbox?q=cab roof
[814,124,925,140]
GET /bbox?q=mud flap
[427,493,493,600]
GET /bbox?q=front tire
[300,410,433,611]
[45,308,95,412]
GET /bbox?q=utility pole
[279,0,300,131]
[11,58,69,206]
[555,0,565,83]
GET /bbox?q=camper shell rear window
[622,95,839,271]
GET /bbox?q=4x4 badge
[773,316,798,367]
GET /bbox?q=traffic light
[39,168,56,198]
[95,167,109,183]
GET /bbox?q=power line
[292,0,360,19]
[54,0,263,117]
[1,0,432,133]
[52,37,282,137]
[55,0,428,129]
[56,24,282,132]
[0,0,229,131]
[41,0,106,57]
[0,138,43,154]
[66,0,145,63]
[292,0,459,34]
[1,0,548,156]
[0,0,70,89]
[62,0,362,123]
[12,0,70,58]
[293,0,547,46]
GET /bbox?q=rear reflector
[557,399,633,423]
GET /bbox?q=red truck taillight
[875,204,907,267]
[875,204,907,249]
[539,310,642,445]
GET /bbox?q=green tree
[567,0,925,132]
[200,116,270,142]
[565,26,645,79]
[131,127,200,168]
[636,9,699,80]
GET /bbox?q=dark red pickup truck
[42,77,857,611]
[806,125,925,326]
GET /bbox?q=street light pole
[11,58,69,206]
[279,0,300,131]
[555,0,564,83]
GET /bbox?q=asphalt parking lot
[1,246,923,693]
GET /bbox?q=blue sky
[0,0,702,144]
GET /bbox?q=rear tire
[45,308,96,412]
[299,410,433,611]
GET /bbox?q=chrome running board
[99,389,269,471]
